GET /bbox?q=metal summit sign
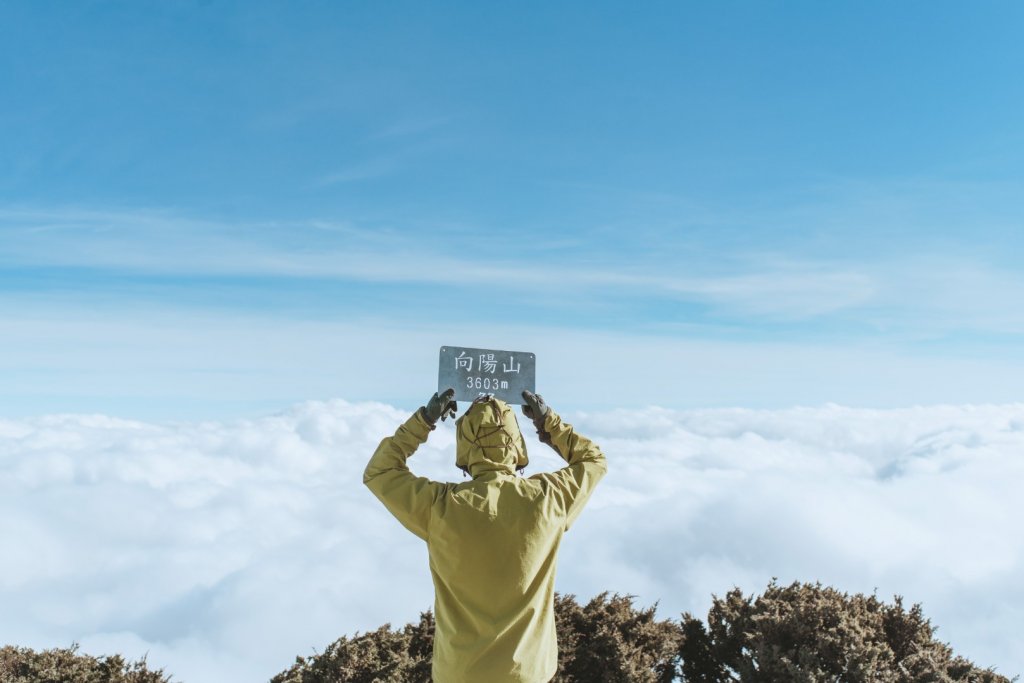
[438,345,536,405]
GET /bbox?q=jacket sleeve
[530,410,607,531]
[363,410,444,541]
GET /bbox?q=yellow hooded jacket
[363,399,607,683]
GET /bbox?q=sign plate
[438,345,536,405]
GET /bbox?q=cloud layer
[1,400,1021,681]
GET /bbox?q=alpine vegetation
[271,582,1013,682]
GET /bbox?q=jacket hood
[455,397,528,475]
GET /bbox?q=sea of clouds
[1,400,1021,682]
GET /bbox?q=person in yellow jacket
[363,388,607,683]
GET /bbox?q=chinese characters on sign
[439,346,536,405]
[456,351,474,371]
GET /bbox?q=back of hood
[455,397,528,475]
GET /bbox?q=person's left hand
[422,388,457,424]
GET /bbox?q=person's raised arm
[363,388,457,540]
[523,390,607,530]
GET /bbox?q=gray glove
[422,388,457,424]
[521,390,549,430]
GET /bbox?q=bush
[678,580,1014,683]
[554,592,681,683]
[4,583,1013,682]
[270,612,434,683]
[0,643,170,683]
[271,594,680,683]
[272,584,1014,683]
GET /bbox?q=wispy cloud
[3,308,1024,422]
[5,203,1024,334]
[1,400,1020,681]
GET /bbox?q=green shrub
[271,583,1014,682]
[270,594,681,683]
[270,612,434,683]
[678,580,1014,683]
[4,583,1013,682]
[554,592,681,683]
[0,643,170,683]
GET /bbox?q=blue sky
[2,1,1023,418]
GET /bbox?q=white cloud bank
[1,401,1021,681]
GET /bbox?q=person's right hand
[521,390,549,429]
[423,388,457,424]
